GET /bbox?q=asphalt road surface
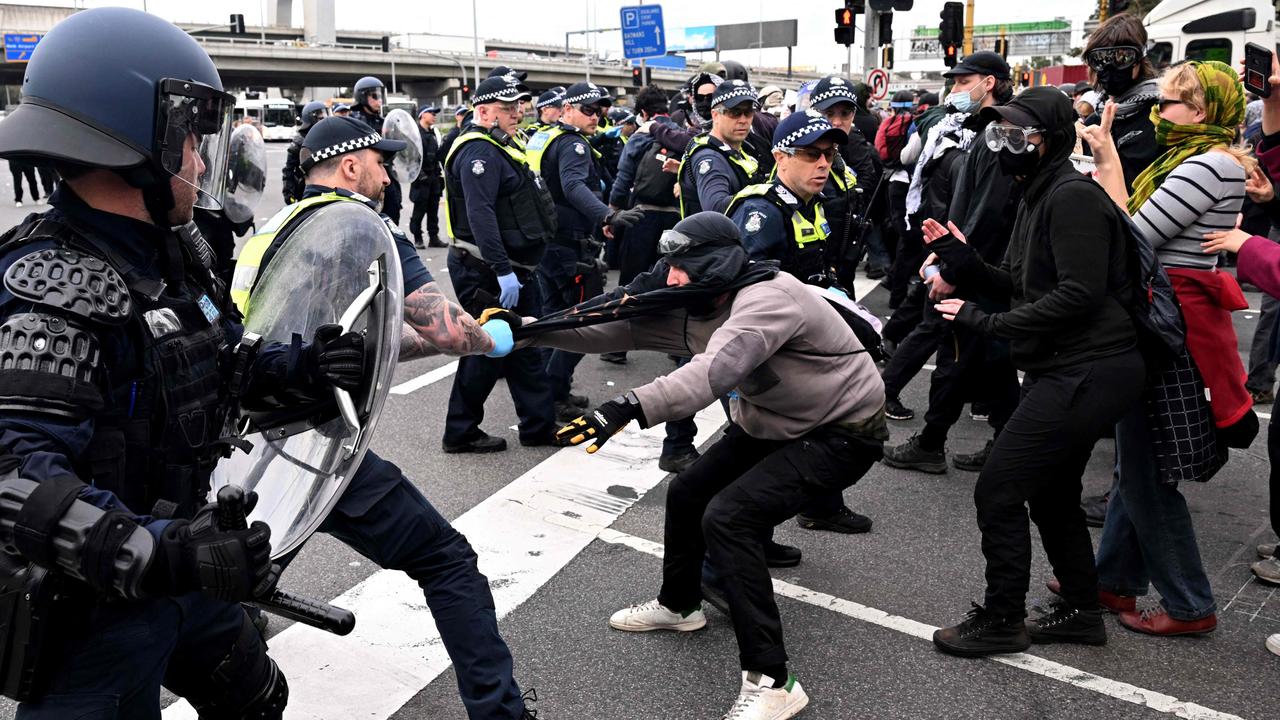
[0,145,1276,720]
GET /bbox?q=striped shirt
[1132,151,1246,270]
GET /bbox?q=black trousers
[410,184,441,241]
[10,163,37,202]
[881,280,926,346]
[887,201,923,309]
[619,209,678,287]
[657,424,882,669]
[443,255,554,444]
[976,349,1144,617]
[921,323,1021,447]
[882,300,948,401]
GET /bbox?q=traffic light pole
[863,9,879,75]
[963,0,975,55]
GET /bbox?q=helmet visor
[156,78,236,211]
[658,228,697,256]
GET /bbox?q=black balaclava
[1097,64,1140,98]
[987,86,1076,189]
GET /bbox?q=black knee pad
[186,614,288,719]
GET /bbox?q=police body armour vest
[728,182,833,282]
[678,134,761,218]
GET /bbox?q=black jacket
[945,118,1020,282]
[410,124,443,201]
[1087,78,1160,191]
[282,130,306,204]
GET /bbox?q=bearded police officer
[410,104,446,248]
[283,100,328,204]
[350,75,403,225]
[232,114,537,720]
[0,8,368,717]
[678,79,763,217]
[728,109,875,537]
[526,81,644,421]
[441,71,560,452]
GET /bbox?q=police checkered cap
[563,81,608,107]
[300,115,406,170]
[472,73,532,105]
[772,109,847,152]
[809,76,858,110]
[536,87,566,110]
[711,79,759,109]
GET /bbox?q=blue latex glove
[481,319,514,358]
[497,272,522,309]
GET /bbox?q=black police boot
[1028,601,1107,646]
[764,540,802,568]
[412,234,426,249]
[885,397,915,421]
[952,439,994,472]
[442,432,508,454]
[566,393,590,408]
[555,401,582,424]
[599,351,628,365]
[933,603,1030,657]
[428,235,448,248]
[658,449,700,474]
[1082,491,1109,528]
[882,434,948,474]
[796,506,872,534]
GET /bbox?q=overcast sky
[46,0,1098,73]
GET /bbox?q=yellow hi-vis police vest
[523,125,602,176]
[678,134,761,218]
[230,191,359,314]
[727,182,832,281]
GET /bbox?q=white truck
[1143,0,1277,70]
[234,96,299,142]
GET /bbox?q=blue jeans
[1095,405,1217,620]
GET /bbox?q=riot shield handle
[215,485,357,636]
[332,260,383,455]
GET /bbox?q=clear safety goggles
[1085,45,1141,72]
[984,123,1042,154]
[658,229,697,256]
[155,78,235,211]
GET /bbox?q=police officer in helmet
[282,100,328,204]
[0,7,365,717]
[350,75,403,224]
[440,71,559,453]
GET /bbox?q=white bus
[1144,0,1277,70]
[234,97,298,142]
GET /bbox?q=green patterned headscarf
[1127,60,1244,215]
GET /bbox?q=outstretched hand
[920,218,966,245]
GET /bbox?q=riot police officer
[441,71,560,452]
[350,75,403,224]
[282,100,328,204]
[522,86,566,143]
[677,79,763,217]
[727,109,875,536]
[0,8,364,717]
[526,81,643,421]
[410,104,446,248]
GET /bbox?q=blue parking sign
[4,33,41,62]
[620,5,665,60]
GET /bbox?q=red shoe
[1045,578,1136,614]
[1118,606,1216,636]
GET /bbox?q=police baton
[216,485,357,636]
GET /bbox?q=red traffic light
[835,8,854,27]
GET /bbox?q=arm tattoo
[398,281,494,361]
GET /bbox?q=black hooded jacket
[930,87,1138,372]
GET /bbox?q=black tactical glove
[555,391,646,453]
[305,323,365,392]
[605,207,645,232]
[152,494,276,602]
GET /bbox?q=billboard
[909,20,1070,60]
[715,20,798,52]
[668,25,716,52]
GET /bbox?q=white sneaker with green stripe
[608,599,706,632]
[722,671,809,720]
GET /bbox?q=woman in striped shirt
[1080,60,1258,637]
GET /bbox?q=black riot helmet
[0,7,236,223]
[353,76,385,110]
[299,101,329,131]
[721,60,750,83]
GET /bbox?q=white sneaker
[13,201,20,208]
[1268,633,1280,658]
[608,599,706,632]
[722,672,809,720]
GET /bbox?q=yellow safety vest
[728,182,832,281]
[523,125,601,176]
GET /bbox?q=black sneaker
[796,506,872,534]
[412,237,426,249]
[882,434,948,474]
[885,397,915,421]
[428,236,449,248]
[566,393,590,409]
[1028,601,1107,646]
[1082,491,1109,528]
[442,432,508,454]
[764,540,802,568]
[969,403,990,421]
[933,603,1030,657]
[555,401,582,424]
[599,352,628,365]
[952,440,994,472]
[658,449,700,474]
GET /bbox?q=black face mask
[997,148,1040,179]
[1097,67,1138,98]
[694,95,713,120]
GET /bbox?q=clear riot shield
[223,123,267,224]
[382,108,423,183]
[211,200,404,559]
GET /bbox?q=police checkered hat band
[711,79,758,109]
[536,87,566,109]
[472,73,531,105]
[772,109,844,151]
[810,81,858,109]
[309,132,382,165]
[563,81,607,106]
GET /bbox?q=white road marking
[165,404,728,720]
[597,529,1245,720]
[853,276,881,301]
[389,360,458,395]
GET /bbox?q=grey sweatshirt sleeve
[1132,153,1245,266]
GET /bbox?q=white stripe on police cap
[714,81,756,106]
[311,132,383,163]
[563,84,605,105]
[774,112,835,151]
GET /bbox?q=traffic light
[631,66,650,86]
[879,12,893,47]
[939,2,964,47]
[461,80,471,96]
[381,35,391,52]
[944,43,958,68]
[994,37,1009,59]
[1020,69,1033,87]
[881,45,894,70]
[229,13,245,34]
[834,6,857,47]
